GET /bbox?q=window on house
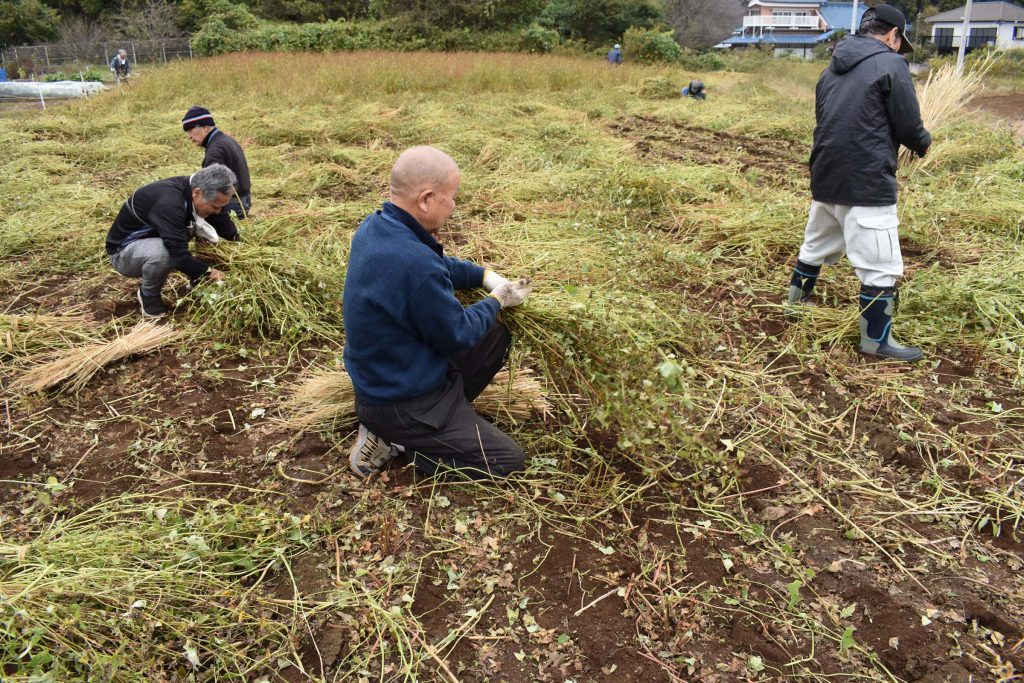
[1014,25,1024,40]
[967,27,997,51]
[933,27,955,54]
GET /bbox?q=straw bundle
[277,368,356,431]
[277,367,551,432]
[10,321,186,394]
[476,367,554,421]
[900,52,997,171]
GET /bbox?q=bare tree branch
[665,0,745,49]
[111,0,182,42]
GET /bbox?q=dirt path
[972,93,1024,138]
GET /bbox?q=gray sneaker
[349,424,397,478]
[137,288,170,318]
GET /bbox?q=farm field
[1,51,1024,682]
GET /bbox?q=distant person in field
[607,43,623,65]
[109,49,130,80]
[682,80,706,100]
[343,145,532,480]
[785,4,930,361]
[182,106,252,217]
[105,164,239,318]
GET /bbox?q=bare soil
[3,101,1024,683]
[609,114,809,185]
[972,93,1024,138]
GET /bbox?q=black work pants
[355,322,525,479]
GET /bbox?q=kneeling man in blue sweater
[343,146,533,479]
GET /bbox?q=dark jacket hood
[810,31,930,206]
[830,34,893,75]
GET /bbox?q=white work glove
[489,277,532,309]
[482,269,509,292]
[192,215,220,244]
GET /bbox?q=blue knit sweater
[343,202,500,405]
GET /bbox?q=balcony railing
[743,15,821,29]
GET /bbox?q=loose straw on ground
[0,312,98,358]
[277,367,552,432]
[900,51,997,172]
[10,321,185,394]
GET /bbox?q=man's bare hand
[208,268,226,282]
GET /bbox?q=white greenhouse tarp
[0,81,107,99]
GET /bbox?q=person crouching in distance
[682,80,706,99]
[110,49,130,81]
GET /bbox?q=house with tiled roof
[925,1,1024,54]
[716,0,867,59]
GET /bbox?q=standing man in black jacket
[182,106,252,217]
[106,164,239,318]
[786,4,930,361]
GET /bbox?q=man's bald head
[389,146,461,233]
[390,146,459,201]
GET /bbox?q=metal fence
[1,39,194,77]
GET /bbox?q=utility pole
[850,0,859,33]
[956,0,974,74]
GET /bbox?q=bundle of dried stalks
[475,368,553,421]
[277,367,551,432]
[900,52,997,171]
[277,369,356,432]
[10,321,185,394]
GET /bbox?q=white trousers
[797,201,903,288]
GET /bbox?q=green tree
[251,0,324,22]
[539,0,663,44]
[178,0,259,32]
[0,0,60,44]
[622,25,681,62]
[42,0,109,22]
[376,0,545,30]
[884,0,965,20]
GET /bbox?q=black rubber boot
[787,259,821,304]
[859,286,922,361]
[137,288,170,318]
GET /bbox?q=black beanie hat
[182,105,215,131]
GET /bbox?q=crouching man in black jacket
[105,164,239,318]
[786,4,930,361]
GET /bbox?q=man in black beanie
[182,105,252,217]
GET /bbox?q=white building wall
[996,22,1024,49]
[931,21,1024,49]
[772,46,815,59]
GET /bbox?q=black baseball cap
[862,3,914,54]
